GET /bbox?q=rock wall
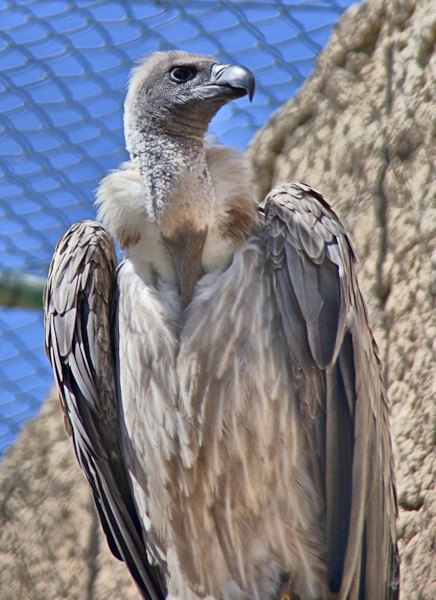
[0,390,138,600]
[1,0,434,597]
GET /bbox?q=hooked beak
[199,63,256,103]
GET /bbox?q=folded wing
[44,220,166,600]
[263,183,399,599]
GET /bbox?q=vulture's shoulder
[260,181,356,373]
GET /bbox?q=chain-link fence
[0,0,355,458]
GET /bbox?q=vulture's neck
[130,128,213,227]
[132,129,217,308]
[98,127,258,309]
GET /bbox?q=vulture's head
[124,50,255,142]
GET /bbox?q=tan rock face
[0,391,138,600]
[0,0,434,598]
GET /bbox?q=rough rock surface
[0,0,434,598]
[0,390,138,600]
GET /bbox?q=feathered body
[44,51,399,600]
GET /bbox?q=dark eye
[169,66,196,83]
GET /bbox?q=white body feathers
[97,147,326,599]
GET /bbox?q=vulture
[44,51,399,600]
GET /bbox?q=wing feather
[44,220,166,600]
[263,183,399,599]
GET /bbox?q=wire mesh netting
[0,0,356,458]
